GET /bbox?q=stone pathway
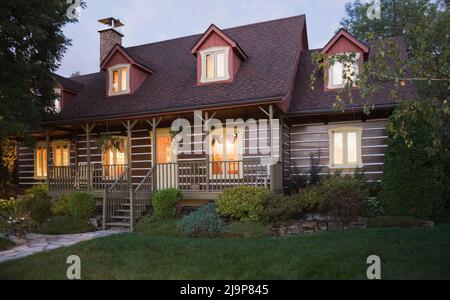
[0,230,124,263]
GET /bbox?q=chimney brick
[99,28,123,65]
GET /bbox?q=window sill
[328,164,363,169]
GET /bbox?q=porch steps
[105,222,131,228]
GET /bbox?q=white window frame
[108,64,131,96]
[208,127,244,179]
[52,140,71,167]
[53,88,62,112]
[327,52,360,89]
[328,126,363,169]
[200,46,230,83]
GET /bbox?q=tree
[0,0,85,141]
[380,101,445,218]
[0,0,85,193]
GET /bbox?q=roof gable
[320,29,369,55]
[100,44,154,73]
[191,24,248,60]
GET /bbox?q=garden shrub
[362,197,383,218]
[52,195,71,217]
[294,185,324,213]
[177,203,227,237]
[37,216,95,235]
[257,193,303,225]
[217,186,271,222]
[17,185,52,224]
[152,188,183,219]
[380,101,446,219]
[319,175,368,221]
[227,222,269,239]
[368,216,420,228]
[68,192,96,220]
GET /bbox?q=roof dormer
[191,24,247,85]
[100,44,154,97]
[320,29,369,91]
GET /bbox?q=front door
[155,129,178,189]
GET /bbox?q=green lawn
[0,216,449,279]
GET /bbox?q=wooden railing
[48,164,127,191]
[102,166,129,229]
[156,159,275,192]
[134,166,155,218]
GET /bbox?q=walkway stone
[0,230,124,263]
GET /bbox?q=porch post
[204,112,210,192]
[46,129,50,187]
[85,123,92,190]
[151,117,157,191]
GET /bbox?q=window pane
[331,62,344,86]
[36,148,42,177]
[225,134,238,174]
[42,148,47,177]
[216,52,225,78]
[63,145,70,166]
[347,132,357,164]
[113,70,119,92]
[206,54,215,79]
[121,68,127,91]
[55,146,62,166]
[211,135,223,175]
[333,132,344,165]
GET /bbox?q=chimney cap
[98,17,124,28]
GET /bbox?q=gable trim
[320,29,369,55]
[100,44,154,74]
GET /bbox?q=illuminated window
[328,53,360,89]
[108,64,130,95]
[53,88,62,113]
[328,127,363,168]
[102,138,127,178]
[35,143,47,179]
[200,47,229,83]
[53,141,70,167]
[209,128,243,177]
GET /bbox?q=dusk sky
[58,0,356,77]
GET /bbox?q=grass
[0,238,14,251]
[36,216,95,235]
[0,214,449,280]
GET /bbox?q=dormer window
[200,47,230,83]
[328,53,360,89]
[108,64,130,95]
[53,88,62,112]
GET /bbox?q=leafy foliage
[381,101,446,219]
[52,195,71,217]
[319,175,368,221]
[177,204,227,238]
[257,193,303,225]
[68,192,96,220]
[152,189,183,219]
[293,185,325,214]
[217,186,271,222]
[0,1,85,141]
[37,216,94,235]
[17,185,52,224]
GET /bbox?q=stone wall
[270,214,368,237]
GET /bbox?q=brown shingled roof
[289,37,418,115]
[57,15,307,122]
[52,73,84,93]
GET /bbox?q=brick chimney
[98,18,124,65]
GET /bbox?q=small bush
[37,216,95,235]
[177,204,227,238]
[152,189,183,219]
[227,222,269,239]
[52,195,71,217]
[362,197,383,218]
[257,193,302,225]
[368,216,420,228]
[17,185,52,224]
[294,186,324,213]
[68,192,96,220]
[217,186,271,222]
[319,175,368,221]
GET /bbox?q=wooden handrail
[135,165,155,192]
[107,165,128,192]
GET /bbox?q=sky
[58,0,354,77]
